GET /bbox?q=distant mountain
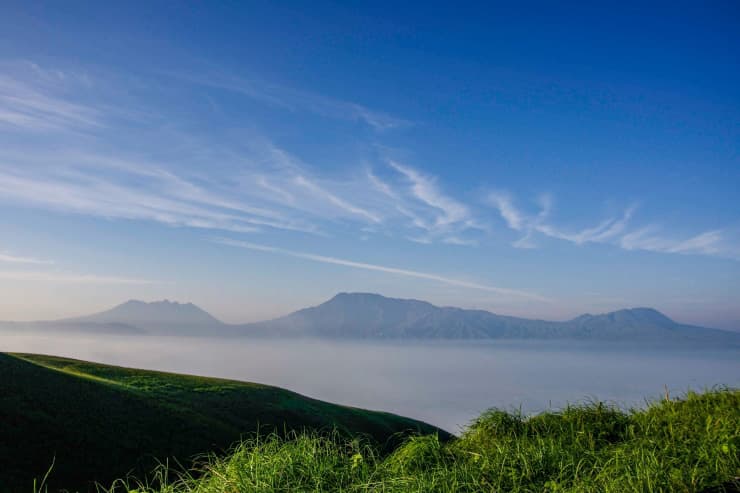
[239,292,740,344]
[0,300,226,335]
[67,299,226,334]
[2,293,738,344]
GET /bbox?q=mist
[3,333,738,433]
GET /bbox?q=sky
[0,1,738,329]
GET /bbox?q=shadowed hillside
[0,353,446,492]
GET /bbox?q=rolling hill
[0,352,446,492]
[102,389,740,493]
[1,293,738,344]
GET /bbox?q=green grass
[4,353,738,492]
[103,389,739,493]
[0,353,446,493]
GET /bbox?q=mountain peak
[330,292,384,299]
[46,293,734,343]
[610,307,673,323]
[74,299,223,327]
[570,307,675,328]
[574,306,669,317]
[122,299,194,307]
[325,292,434,305]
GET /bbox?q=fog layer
[2,334,738,433]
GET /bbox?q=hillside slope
[107,389,740,493]
[0,353,446,492]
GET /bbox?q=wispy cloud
[366,169,398,199]
[0,270,156,284]
[163,70,409,131]
[0,240,153,284]
[20,59,730,261]
[360,160,483,246]
[535,206,636,245]
[0,164,270,234]
[0,250,53,265]
[487,192,528,231]
[0,143,484,243]
[0,67,101,131]
[214,237,550,301]
[388,161,469,227]
[486,191,737,259]
[0,62,486,248]
[619,228,728,257]
[294,175,382,223]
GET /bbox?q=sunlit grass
[92,388,739,493]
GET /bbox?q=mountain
[2,293,738,344]
[0,300,227,335]
[239,292,553,338]
[0,352,446,492]
[67,299,226,334]
[239,292,740,344]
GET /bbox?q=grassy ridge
[110,389,739,493]
[0,353,445,493]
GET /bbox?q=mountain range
[2,292,738,344]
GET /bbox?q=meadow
[0,353,442,493]
[104,389,739,493]
[3,352,738,492]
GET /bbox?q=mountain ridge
[238,293,737,342]
[67,299,225,334]
[1,293,738,343]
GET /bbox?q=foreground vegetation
[5,352,737,492]
[104,389,739,493]
[0,353,444,492]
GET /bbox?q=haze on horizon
[0,3,739,330]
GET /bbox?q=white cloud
[667,230,724,255]
[294,175,382,223]
[535,206,636,245]
[0,270,156,284]
[163,70,409,131]
[486,191,736,259]
[256,176,295,204]
[0,166,271,234]
[487,191,637,249]
[511,233,538,249]
[0,73,101,131]
[0,252,53,265]
[366,169,398,199]
[0,63,484,247]
[389,161,469,227]
[442,236,479,247]
[215,237,550,302]
[487,192,527,231]
[619,228,727,257]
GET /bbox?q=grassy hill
[3,352,737,492]
[0,353,446,492]
[108,389,739,493]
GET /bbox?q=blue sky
[0,1,738,328]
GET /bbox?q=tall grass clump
[96,388,738,493]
